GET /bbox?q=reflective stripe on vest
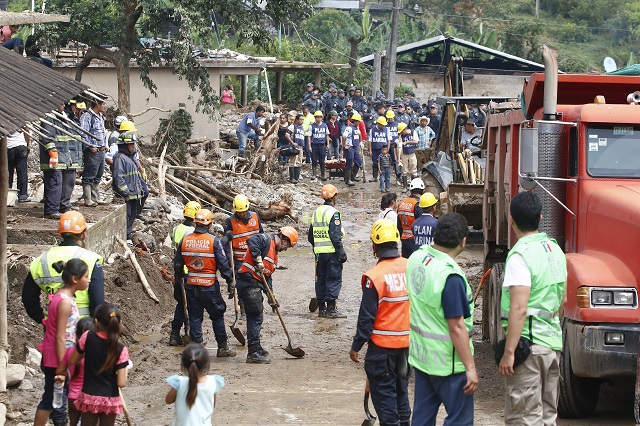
[362,257,410,349]
[230,213,261,260]
[397,196,418,240]
[181,233,219,286]
[29,245,103,319]
[406,244,474,376]
[238,237,278,281]
[172,223,194,274]
[501,233,566,350]
[312,205,342,254]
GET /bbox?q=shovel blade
[361,419,376,426]
[309,297,318,313]
[230,325,246,346]
[283,344,305,358]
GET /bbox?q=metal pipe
[542,45,558,121]
[48,110,101,140]
[263,68,273,114]
[39,118,99,149]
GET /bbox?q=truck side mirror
[519,124,538,176]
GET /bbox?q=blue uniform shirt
[412,213,438,247]
[310,122,329,145]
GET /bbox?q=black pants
[171,280,187,332]
[125,199,141,239]
[7,145,28,200]
[60,169,77,212]
[82,150,105,185]
[315,252,343,302]
[185,283,228,343]
[43,170,62,215]
[238,281,264,349]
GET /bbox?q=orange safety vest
[362,257,410,348]
[230,212,261,261]
[181,233,219,286]
[397,196,419,240]
[238,237,278,281]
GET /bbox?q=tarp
[605,64,640,76]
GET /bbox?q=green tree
[43,0,311,115]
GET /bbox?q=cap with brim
[419,116,430,124]
[346,101,354,106]
[288,110,298,117]
[430,104,438,109]
[337,89,345,94]
[465,118,476,126]
[307,83,313,87]
[329,110,338,116]
[329,83,336,88]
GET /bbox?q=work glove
[225,230,234,241]
[227,282,235,299]
[139,168,147,181]
[254,256,265,274]
[338,249,348,264]
[269,296,280,309]
[48,151,58,169]
[398,159,403,169]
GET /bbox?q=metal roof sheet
[0,47,88,136]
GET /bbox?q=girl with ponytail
[68,303,129,426]
[166,342,225,425]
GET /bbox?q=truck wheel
[487,263,504,348]
[558,318,600,418]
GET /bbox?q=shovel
[259,272,305,358]
[179,277,192,344]
[361,379,377,426]
[228,242,246,346]
[119,388,134,426]
[309,257,318,313]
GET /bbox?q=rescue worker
[349,219,411,426]
[368,116,392,183]
[341,111,363,187]
[111,124,144,240]
[39,104,64,219]
[397,178,425,258]
[386,110,401,184]
[303,91,322,114]
[236,227,299,364]
[336,89,348,114]
[397,122,419,192]
[105,115,129,166]
[174,209,236,357]
[406,213,477,425]
[412,192,438,248]
[58,103,83,214]
[22,211,105,426]
[168,200,202,346]
[498,192,567,425]
[395,103,411,126]
[351,88,366,113]
[308,184,347,318]
[308,110,330,181]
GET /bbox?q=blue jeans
[37,366,68,426]
[311,143,326,167]
[185,283,228,343]
[2,38,23,51]
[412,369,474,426]
[315,252,342,302]
[329,136,340,159]
[236,130,260,157]
[237,281,264,348]
[81,150,105,185]
[379,167,390,190]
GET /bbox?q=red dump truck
[482,46,640,418]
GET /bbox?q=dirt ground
[4,168,637,425]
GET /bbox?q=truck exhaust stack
[542,45,558,121]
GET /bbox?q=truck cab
[483,68,640,418]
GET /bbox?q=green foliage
[155,109,193,163]
[394,83,413,99]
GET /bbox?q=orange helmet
[194,209,214,226]
[279,226,299,247]
[58,211,87,235]
[321,184,338,199]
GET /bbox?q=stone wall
[395,73,527,101]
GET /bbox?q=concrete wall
[395,73,527,100]
[85,205,127,258]
[55,65,260,140]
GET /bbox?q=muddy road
[9,177,638,425]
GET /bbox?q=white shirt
[378,208,398,224]
[502,253,531,287]
[6,131,27,149]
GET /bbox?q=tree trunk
[114,54,131,113]
[0,136,9,391]
[348,37,364,86]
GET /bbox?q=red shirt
[327,120,340,137]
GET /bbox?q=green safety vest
[406,244,474,376]
[501,232,566,350]
[29,245,103,318]
[172,223,194,274]
[311,204,344,254]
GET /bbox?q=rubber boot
[344,168,355,186]
[91,183,108,205]
[403,175,408,192]
[318,301,327,318]
[326,300,347,318]
[312,165,317,180]
[319,162,327,181]
[216,341,237,357]
[352,165,361,182]
[370,168,378,182]
[289,167,295,183]
[247,345,271,364]
[82,184,96,207]
[294,167,301,184]
[168,329,183,346]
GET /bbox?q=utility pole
[373,51,382,97]
[386,0,401,100]
[535,0,540,17]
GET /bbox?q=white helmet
[115,115,128,126]
[409,177,425,191]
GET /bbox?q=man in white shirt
[7,128,30,202]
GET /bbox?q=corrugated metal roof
[0,10,70,25]
[0,47,88,137]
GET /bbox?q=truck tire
[558,318,600,418]
[487,263,504,348]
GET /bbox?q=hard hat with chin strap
[376,116,387,126]
[370,218,400,244]
[183,201,202,219]
[397,122,408,133]
[233,194,250,212]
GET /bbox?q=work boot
[246,351,271,364]
[168,331,183,346]
[319,163,327,181]
[289,167,295,183]
[403,176,409,192]
[352,165,361,182]
[216,341,237,357]
[318,302,327,318]
[83,184,96,207]
[326,300,347,319]
[92,183,109,205]
[258,345,270,357]
[312,165,317,180]
[344,168,355,186]
[294,167,301,184]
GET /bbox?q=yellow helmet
[194,209,214,226]
[183,201,202,219]
[313,110,323,117]
[370,218,400,244]
[419,192,438,208]
[385,110,395,118]
[351,112,362,122]
[119,120,136,132]
[233,194,250,212]
[397,122,408,133]
[376,116,387,126]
